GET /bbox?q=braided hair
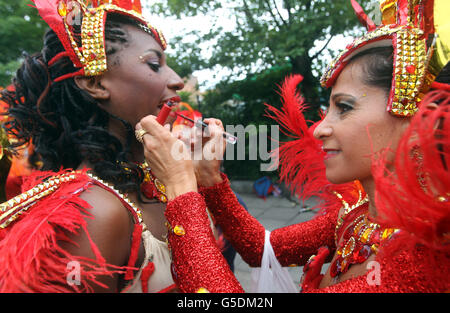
[1,13,152,195]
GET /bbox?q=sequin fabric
[199,173,339,268]
[308,232,450,293]
[166,174,450,292]
[165,191,244,293]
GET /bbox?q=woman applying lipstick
[137,0,449,293]
[0,1,192,293]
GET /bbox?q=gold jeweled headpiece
[321,0,450,117]
[32,0,167,82]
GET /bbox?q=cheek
[367,119,404,153]
[327,123,377,183]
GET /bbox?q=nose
[313,117,333,141]
[167,67,185,91]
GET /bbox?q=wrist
[165,173,198,201]
[197,171,223,187]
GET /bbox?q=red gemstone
[87,31,94,37]
[406,64,416,74]
[90,52,97,60]
[371,230,380,243]
[141,181,157,199]
[330,261,338,277]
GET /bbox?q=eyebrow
[143,49,163,58]
[330,93,357,102]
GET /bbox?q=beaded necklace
[138,161,168,203]
[330,211,399,278]
[118,160,168,203]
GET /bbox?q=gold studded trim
[320,24,429,117]
[86,171,143,224]
[58,3,167,77]
[333,190,369,246]
[0,170,145,229]
[0,171,81,229]
[320,25,401,88]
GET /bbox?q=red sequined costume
[0,169,179,293]
[164,78,450,293]
[164,0,450,293]
[165,169,449,293]
[166,87,450,293]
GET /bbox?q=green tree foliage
[148,0,362,104]
[0,0,47,87]
[148,0,364,179]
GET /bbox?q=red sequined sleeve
[165,192,244,293]
[199,173,339,267]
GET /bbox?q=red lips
[323,147,340,160]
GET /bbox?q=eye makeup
[139,49,163,72]
[331,93,356,114]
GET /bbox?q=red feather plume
[31,0,83,68]
[373,90,450,251]
[264,75,363,215]
[350,0,376,31]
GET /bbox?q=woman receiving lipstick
[0,1,200,293]
[136,0,449,293]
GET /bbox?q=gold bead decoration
[173,225,186,236]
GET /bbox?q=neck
[107,120,145,164]
[360,177,377,219]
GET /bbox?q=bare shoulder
[63,184,134,268]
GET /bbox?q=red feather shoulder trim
[0,169,130,292]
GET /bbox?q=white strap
[250,230,298,293]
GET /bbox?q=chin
[325,170,355,185]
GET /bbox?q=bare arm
[59,185,135,292]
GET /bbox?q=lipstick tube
[156,101,174,125]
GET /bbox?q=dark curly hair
[0,13,154,195]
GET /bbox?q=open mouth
[159,96,181,109]
[323,148,341,160]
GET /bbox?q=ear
[74,75,110,101]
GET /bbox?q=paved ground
[227,180,321,292]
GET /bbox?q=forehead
[121,24,164,52]
[330,62,365,96]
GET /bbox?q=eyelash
[335,101,353,114]
[147,61,161,72]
